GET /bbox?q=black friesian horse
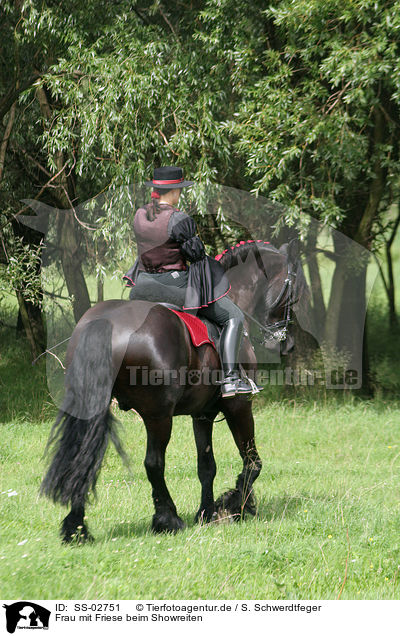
[41,240,305,542]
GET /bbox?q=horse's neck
[226,264,260,315]
[225,249,285,315]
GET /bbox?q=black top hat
[145,166,194,189]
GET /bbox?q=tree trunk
[0,91,47,357]
[386,241,398,328]
[385,205,400,328]
[324,105,387,393]
[0,101,16,182]
[57,209,92,322]
[36,84,91,323]
[11,220,47,356]
[97,277,104,303]
[306,223,326,337]
[324,231,370,392]
[14,290,46,359]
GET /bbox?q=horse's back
[70,299,187,359]
[67,299,221,417]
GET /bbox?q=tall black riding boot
[219,318,252,398]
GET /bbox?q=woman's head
[154,187,181,206]
[145,166,193,190]
[145,166,193,220]
[147,187,182,221]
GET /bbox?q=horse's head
[217,238,308,359]
[259,239,302,355]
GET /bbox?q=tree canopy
[1,0,400,385]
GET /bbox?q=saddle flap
[168,309,217,349]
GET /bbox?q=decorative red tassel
[151,191,161,199]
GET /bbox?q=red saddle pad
[169,309,216,349]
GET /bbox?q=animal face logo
[3,602,50,633]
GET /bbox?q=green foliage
[5,0,397,244]
[204,0,400,233]
[39,14,233,190]
[2,1,400,363]
[0,237,43,303]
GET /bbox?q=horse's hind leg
[144,416,185,533]
[193,415,217,524]
[216,400,262,520]
[61,499,92,544]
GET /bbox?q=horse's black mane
[215,240,280,271]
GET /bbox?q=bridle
[242,260,297,346]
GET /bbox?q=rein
[31,336,71,367]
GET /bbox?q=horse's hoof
[61,523,94,545]
[152,512,185,534]
[195,506,215,525]
[211,509,237,524]
[61,529,94,545]
[215,488,256,520]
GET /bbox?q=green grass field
[1,373,400,600]
[1,229,400,600]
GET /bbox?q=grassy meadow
[1,330,400,600]
[1,230,400,600]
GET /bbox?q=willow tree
[2,0,400,378]
[1,0,236,358]
[196,0,400,385]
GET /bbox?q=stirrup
[246,376,264,395]
[220,374,253,398]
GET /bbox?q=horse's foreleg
[144,416,185,533]
[217,400,262,519]
[193,416,216,524]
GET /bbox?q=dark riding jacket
[123,203,230,309]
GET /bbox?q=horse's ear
[279,242,288,256]
[17,200,57,234]
[288,238,300,263]
[280,238,299,264]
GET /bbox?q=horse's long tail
[41,318,128,507]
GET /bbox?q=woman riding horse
[124,166,252,398]
[41,214,301,540]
